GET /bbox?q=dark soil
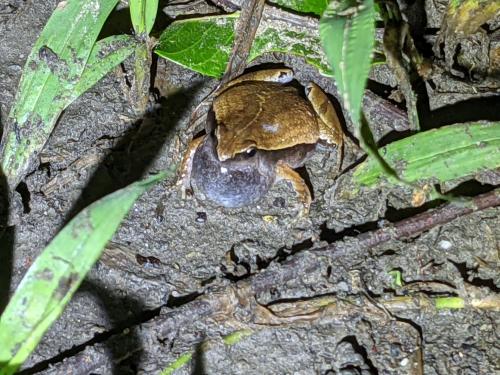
[0,1,498,374]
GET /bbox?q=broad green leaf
[130,0,159,35]
[269,0,329,15]
[0,172,168,374]
[320,0,376,126]
[353,122,500,187]
[248,27,330,74]
[156,14,239,78]
[155,12,331,78]
[0,0,123,188]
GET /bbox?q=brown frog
[178,68,344,215]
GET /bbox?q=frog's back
[214,81,320,153]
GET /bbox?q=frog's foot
[305,83,345,170]
[276,162,312,216]
[177,135,206,197]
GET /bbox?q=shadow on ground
[54,82,203,373]
[0,166,14,315]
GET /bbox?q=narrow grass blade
[222,329,253,345]
[160,330,254,375]
[435,297,465,310]
[74,35,137,98]
[0,172,168,374]
[161,352,193,375]
[130,0,159,35]
[353,122,500,187]
[320,0,376,127]
[129,40,154,115]
[155,11,330,78]
[0,0,121,188]
[319,0,408,186]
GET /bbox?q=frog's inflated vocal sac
[178,68,344,215]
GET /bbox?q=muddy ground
[0,0,499,374]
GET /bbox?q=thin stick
[251,190,500,293]
[34,190,500,374]
[220,0,266,85]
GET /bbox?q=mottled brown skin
[178,69,343,214]
[214,82,320,160]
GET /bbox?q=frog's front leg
[305,83,343,146]
[275,162,312,216]
[306,83,344,170]
[177,135,206,195]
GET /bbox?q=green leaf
[155,12,331,78]
[435,297,465,310]
[320,0,376,126]
[223,329,253,345]
[353,122,500,187]
[248,27,330,75]
[155,14,238,78]
[74,35,137,98]
[130,0,159,35]
[160,352,193,375]
[160,329,254,374]
[269,0,329,15]
[0,172,168,374]
[444,0,500,36]
[320,0,408,187]
[0,0,124,188]
[388,270,403,288]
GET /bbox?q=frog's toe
[177,135,206,193]
[276,162,312,216]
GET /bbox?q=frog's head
[215,124,256,161]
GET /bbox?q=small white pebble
[400,358,409,366]
[438,240,452,250]
[336,281,349,291]
[220,167,228,174]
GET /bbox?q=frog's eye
[245,148,257,157]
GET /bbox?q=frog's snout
[216,134,255,162]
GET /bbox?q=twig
[358,189,499,248]
[34,190,499,374]
[185,0,265,135]
[220,0,266,85]
[251,189,500,293]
